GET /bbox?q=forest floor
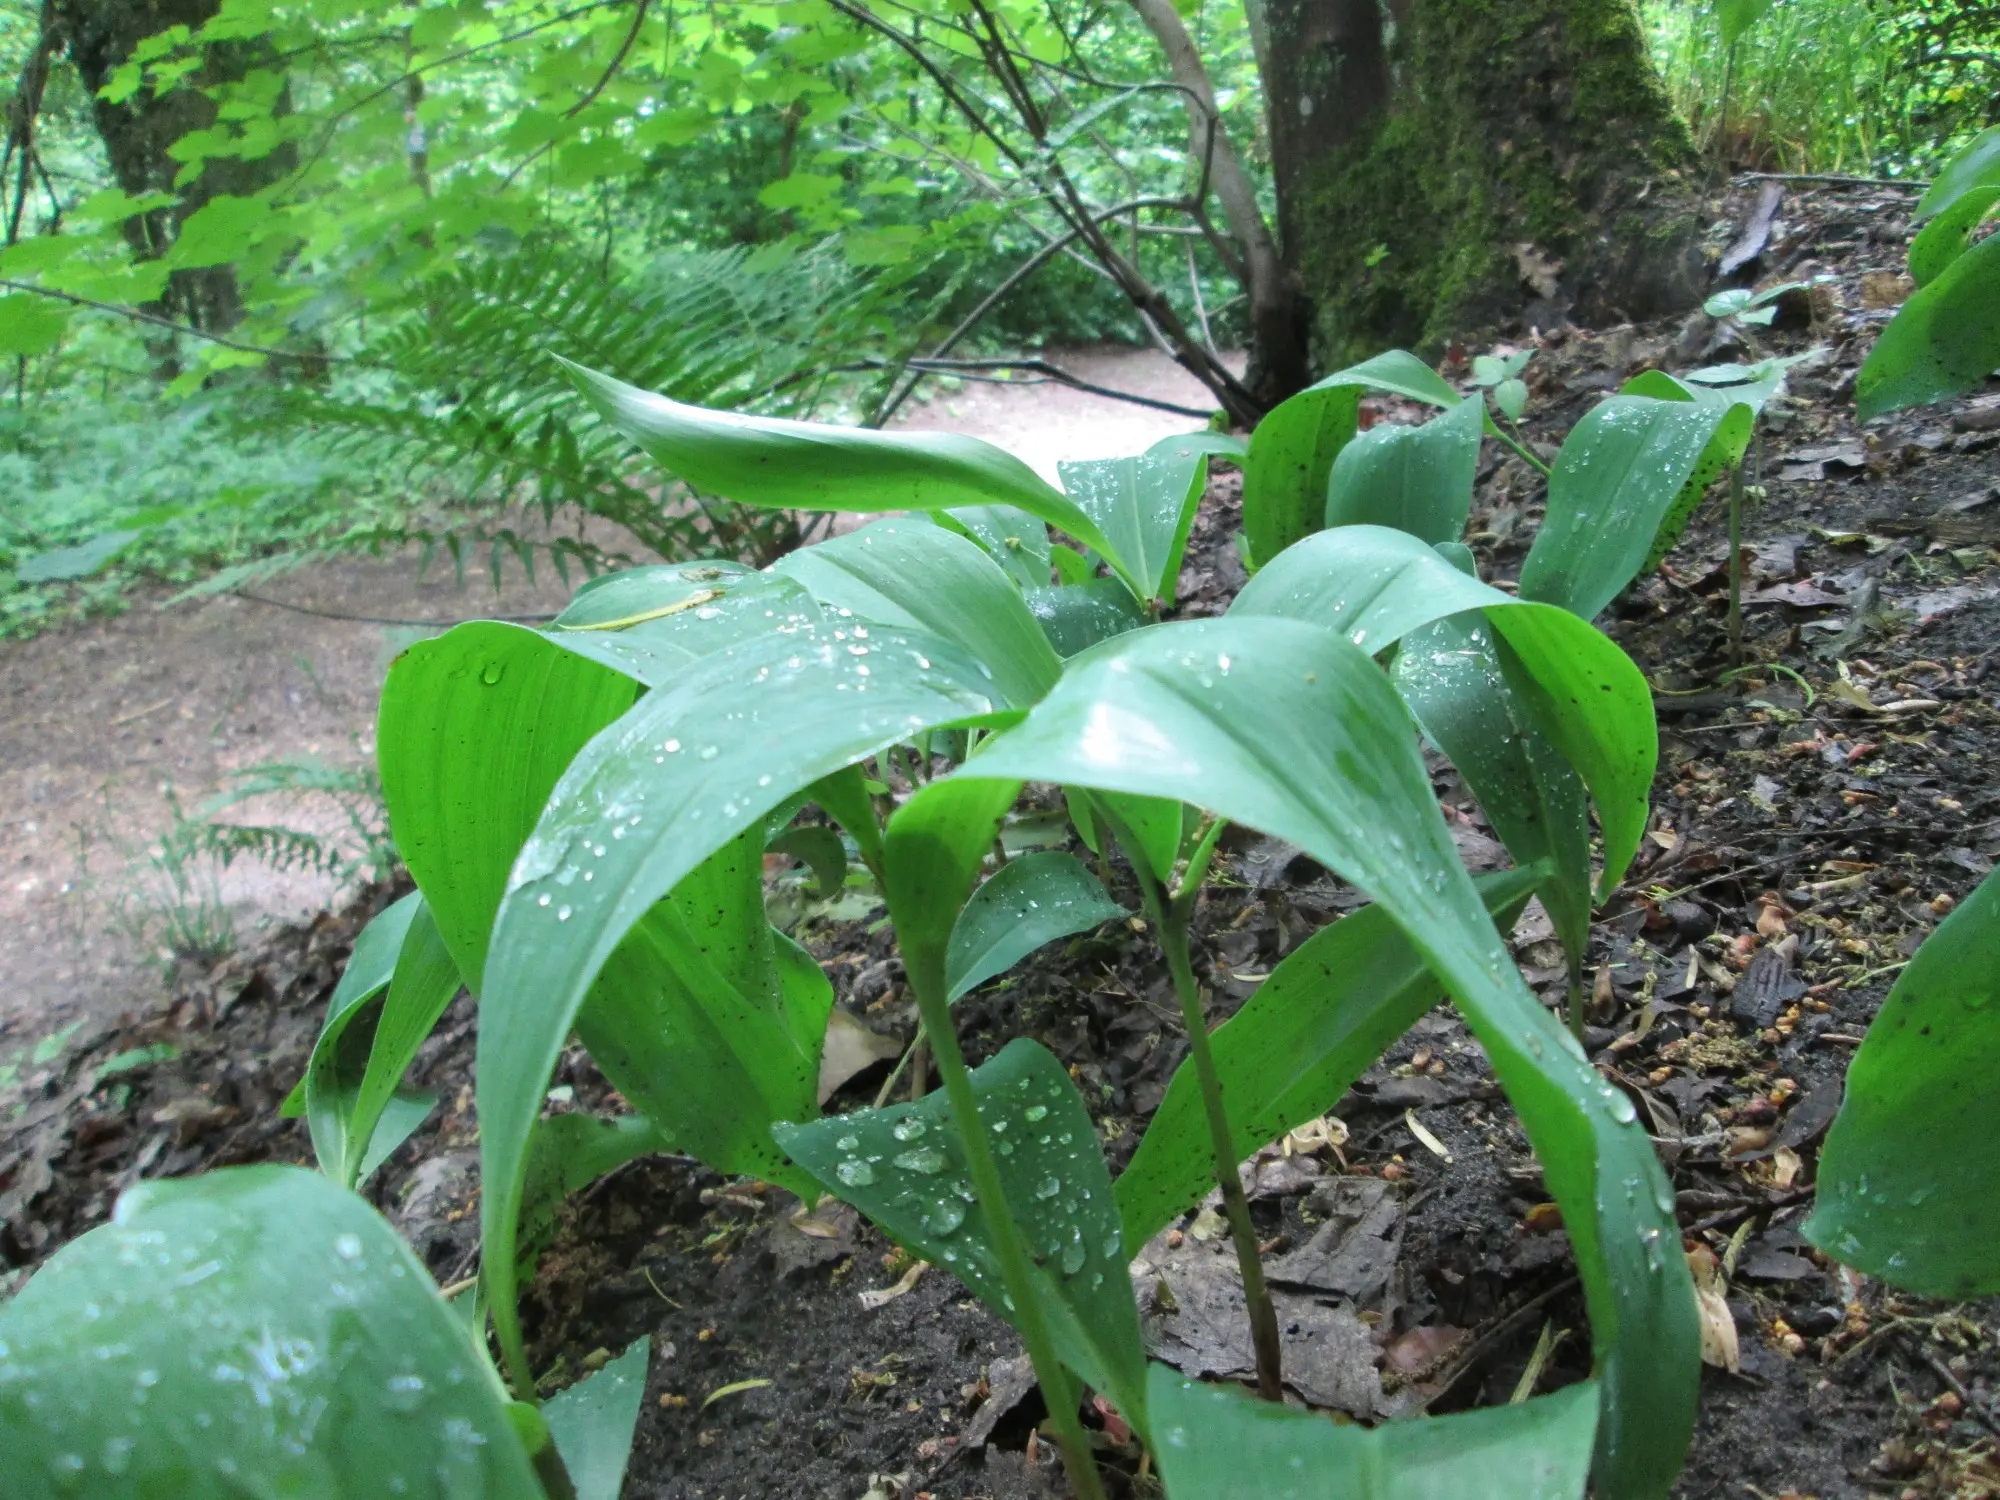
[5,186,2000,1500]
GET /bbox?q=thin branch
[0,277,370,366]
[850,355,1214,418]
[499,0,655,191]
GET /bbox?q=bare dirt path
[0,347,1218,1060]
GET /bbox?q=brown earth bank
[4,183,2000,1500]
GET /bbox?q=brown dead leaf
[858,1259,927,1310]
[1383,1323,1466,1377]
[817,1010,903,1105]
[1688,1246,1740,1373]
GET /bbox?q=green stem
[1484,411,1551,478]
[1727,460,1745,666]
[1147,883,1284,1401]
[907,953,1109,1500]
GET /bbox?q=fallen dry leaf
[817,1009,904,1105]
[858,1259,927,1310]
[1688,1246,1740,1373]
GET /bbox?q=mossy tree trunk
[1257,0,1705,366]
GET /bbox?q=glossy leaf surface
[1149,1365,1598,1500]
[1233,527,1657,894]
[1518,396,1740,621]
[775,1039,1148,1422]
[1117,869,1539,1247]
[940,505,1053,592]
[950,618,1694,1498]
[1856,229,2000,422]
[1916,124,2000,220]
[1804,866,2000,1296]
[1910,185,2000,288]
[770,518,1063,708]
[545,1339,651,1500]
[946,851,1127,1001]
[477,626,1002,1382]
[1395,616,1592,967]
[1058,443,1206,605]
[1323,390,1484,544]
[0,1166,541,1500]
[1024,579,1150,658]
[566,362,1136,594]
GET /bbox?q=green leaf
[281,889,415,1121]
[947,617,1695,1499]
[1148,1365,1598,1500]
[1024,579,1150,658]
[946,852,1127,1000]
[774,1039,1149,1424]
[1803,867,2000,1296]
[477,626,1005,1388]
[379,622,638,993]
[770,824,849,898]
[545,1339,651,1500]
[1323,393,1484,545]
[939,505,1052,592]
[1916,124,2000,221]
[0,1166,543,1500]
[563,362,1141,597]
[1856,228,2000,421]
[770,518,1063,708]
[549,568,823,689]
[354,1089,438,1183]
[1233,526,1657,895]
[1395,616,1592,971]
[1242,349,1460,566]
[1518,395,1744,621]
[0,294,66,358]
[1910,185,2000,288]
[1058,443,1207,606]
[1117,867,1540,1247]
[15,529,143,584]
[1150,429,1246,461]
[1716,0,1776,46]
[163,193,271,269]
[554,561,757,628]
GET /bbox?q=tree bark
[51,0,296,338]
[1258,0,1705,366]
[1125,0,1310,408]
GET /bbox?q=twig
[1740,172,1928,190]
[851,356,1214,418]
[1416,1278,1580,1411]
[1899,1328,2000,1441]
[0,277,363,367]
[498,0,655,190]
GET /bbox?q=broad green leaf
[15,529,143,583]
[1804,867,2000,1296]
[1148,1365,1598,1500]
[1396,615,1591,970]
[1910,185,2000,287]
[281,891,420,1120]
[770,824,848,897]
[1233,527,1657,894]
[547,565,820,687]
[1058,444,1207,606]
[946,851,1127,1000]
[1150,429,1246,461]
[342,898,460,1188]
[1856,229,2000,421]
[1242,383,1358,568]
[478,626,1005,1387]
[554,560,756,628]
[0,1166,542,1500]
[0,294,67,358]
[1323,392,1484,544]
[564,362,1139,596]
[939,505,1052,592]
[774,1039,1149,1424]
[354,1090,438,1183]
[1716,0,1776,45]
[1117,868,1539,1247]
[379,622,638,992]
[1916,124,2000,221]
[1311,348,1463,407]
[1024,579,1149,657]
[946,618,1695,1499]
[1518,395,1742,621]
[884,774,1023,993]
[546,1339,651,1500]
[770,518,1062,708]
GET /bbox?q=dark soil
[6,173,2000,1500]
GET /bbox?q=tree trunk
[1258,0,1704,366]
[52,0,295,338]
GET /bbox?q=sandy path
[0,348,1221,1054]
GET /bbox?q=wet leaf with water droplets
[0,1166,542,1500]
[774,1039,1148,1431]
[543,1338,650,1500]
[1805,866,2000,1297]
[945,852,1128,1001]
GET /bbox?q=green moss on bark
[1279,0,1703,366]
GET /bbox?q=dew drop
[663,739,681,753]
[479,662,506,685]
[1034,1176,1061,1200]
[557,906,572,922]
[334,1234,364,1261]
[837,1160,876,1187]
[836,1134,860,1151]
[893,1147,946,1175]
[927,1200,966,1236]
[699,745,719,761]
[1023,1105,1048,1122]
[891,1119,927,1141]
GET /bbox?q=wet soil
[5,183,2000,1500]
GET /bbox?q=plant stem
[906,953,1109,1500]
[1484,412,1552,478]
[1727,460,1745,665]
[1149,887,1284,1400]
